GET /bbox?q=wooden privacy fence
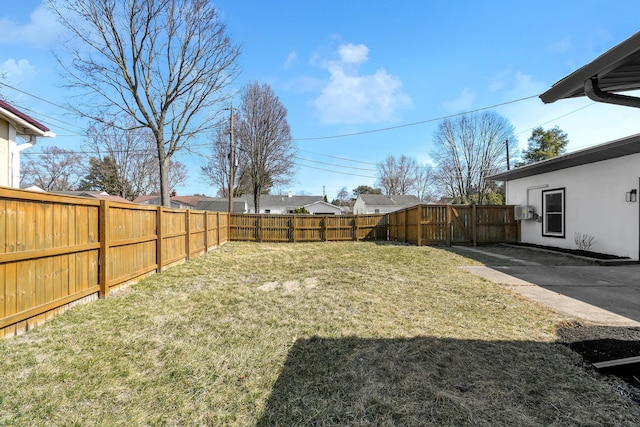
[0,187,229,338]
[387,204,519,246]
[230,214,387,242]
[230,205,518,245]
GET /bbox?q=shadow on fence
[1,187,518,338]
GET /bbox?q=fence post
[417,205,423,246]
[291,215,296,242]
[352,216,358,241]
[99,200,110,299]
[216,212,221,245]
[404,208,409,243]
[472,204,477,247]
[185,210,191,260]
[204,211,209,252]
[446,205,452,246]
[257,215,261,242]
[156,206,164,272]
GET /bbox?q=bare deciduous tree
[21,146,84,191]
[201,126,234,197]
[236,81,296,213]
[376,154,419,195]
[84,116,157,199]
[414,164,437,202]
[49,0,241,207]
[432,111,515,204]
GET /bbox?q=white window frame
[542,188,565,238]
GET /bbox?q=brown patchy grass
[1,241,639,426]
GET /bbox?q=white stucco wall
[504,153,640,260]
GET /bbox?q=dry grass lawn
[1,242,639,426]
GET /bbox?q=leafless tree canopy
[84,116,156,199]
[236,81,295,213]
[200,126,234,197]
[49,0,241,206]
[21,146,84,191]
[83,116,186,199]
[414,165,437,202]
[376,154,419,195]
[432,111,515,204]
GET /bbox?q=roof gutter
[584,78,640,108]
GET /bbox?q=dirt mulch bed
[558,324,640,402]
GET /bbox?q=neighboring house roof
[52,190,131,203]
[133,194,197,207]
[263,195,324,206]
[303,201,342,212]
[489,132,640,181]
[132,195,159,204]
[540,31,640,104]
[196,197,246,212]
[245,195,324,211]
[358,194,420,206]
[0,100,55,137]
[171,195,200,208]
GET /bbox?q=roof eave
[540,31,640,103]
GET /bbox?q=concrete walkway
[456,247,640,327]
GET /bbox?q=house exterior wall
[505,153,640,260]
[0,120,9,187]
[305,202,341,215]
[352,198,366,214]
[353,201,405,214]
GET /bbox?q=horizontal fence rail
[0,187,229,338]
[1,187,518,338]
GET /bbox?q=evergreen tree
[520,126,568,165]
[79,156,134,199]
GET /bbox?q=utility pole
[228,103,236,213]
[505,139,510,170]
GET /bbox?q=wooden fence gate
[387,204,519,246]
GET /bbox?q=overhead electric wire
[292,94,541,141]
[296,156,378,172]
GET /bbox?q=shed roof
[540,31,640,103]
[489,132,640,181]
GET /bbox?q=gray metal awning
[489,132,640,181]
[540,31,640,105]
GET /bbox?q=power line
[293,94,540,141]
[296,156,377,172]
[298,149,378,165]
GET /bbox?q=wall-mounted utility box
[514,205,534,220]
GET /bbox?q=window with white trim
[542,188,565,237]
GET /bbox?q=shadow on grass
[257,335,637,426]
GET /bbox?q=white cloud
[443,88,476,111]
[338,43,369,65]
[284,51,298,69]
[312,43,412,125]
[550,37,574,53]
[1,58,37,83]
[0,2,63,48]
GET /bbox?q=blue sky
[2,1,640,200]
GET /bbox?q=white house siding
[0,120,9,187]
[505,153,640,260]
